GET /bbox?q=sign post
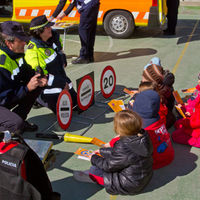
[56,90,73,130]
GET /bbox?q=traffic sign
[77,74,94,110]
[100,65,116,98]
[57,89,72,130]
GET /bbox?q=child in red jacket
[132,89,174,169]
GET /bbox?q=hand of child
[93,149,100,154]
[88,153,94,160]
[177,104,182,108]
[101,143,111,148]
[185,112,191,117]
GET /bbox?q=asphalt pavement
[24,5,200,200]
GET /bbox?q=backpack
[0,132,60,200]
[0,143,42,200]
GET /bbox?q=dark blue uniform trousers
[166,0,180,33]
[79,4,99,60]
[0,87,41,133]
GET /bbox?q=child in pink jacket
[172,96,200,148]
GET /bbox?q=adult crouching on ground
[25,15,77,114]
[0,21,47,134]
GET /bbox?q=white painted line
[107,36,113,52]
[66,39,81,44]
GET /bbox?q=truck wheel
[104,10,134,39]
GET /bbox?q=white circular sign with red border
[57,90,72,130]
[77,75,94,110]
[100,65,116,98]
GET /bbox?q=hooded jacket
[91,131,153,195]
[133,90,160,129]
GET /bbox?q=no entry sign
[57,89,72,130]
[100,65,116,98]
[77,74,94,110]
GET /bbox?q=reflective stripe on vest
[47,74,54,86]
[0,50,23,80]
[52,43,57,50]
[11,58,24,80]
[44,52,57,64]
[43,88,62,94]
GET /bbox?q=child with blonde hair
[74,110,153,195]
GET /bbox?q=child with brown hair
[74,110,153,195]
[128,81,168,126]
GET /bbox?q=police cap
[0,21,30,42]
[30,15,55,30]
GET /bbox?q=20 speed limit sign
[56,89,72,130]
[100,66,116,98]
[77,75,94,110]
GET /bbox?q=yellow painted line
[172,20,199,74]
[110,195,117,200]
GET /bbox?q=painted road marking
[172,20,199,74]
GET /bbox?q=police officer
[25,15,77,114]
[0,21,47,134]
[49,0,100,64]
[164,0,180,35]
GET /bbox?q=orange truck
[0,0,167,38]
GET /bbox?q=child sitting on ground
[172,96,200,148]
[142,63,176,128]
[128,82,168,126]
[132,89,174,169]
[74,110,153,195]
[177,73,200,116]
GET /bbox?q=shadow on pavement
[152,19,200,45]
[47,151,74,172]
[52,176,103,200]
[93,48,157,63]
[26,84,129,138]
[143,143,197,193]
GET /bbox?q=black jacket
[91,131,153,195]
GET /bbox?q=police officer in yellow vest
[0,21,47,134]
[25,15,77,114]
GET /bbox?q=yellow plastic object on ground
[64,133,93,143]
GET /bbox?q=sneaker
[23,121,38,132]
[72,57,89,64]
[73,170,95,183]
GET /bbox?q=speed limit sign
[56,89,72,130]
[100,65,116,98]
